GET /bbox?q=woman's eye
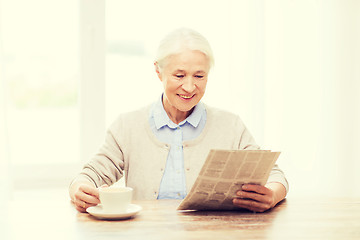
[195,75,204,79]
[175,75,184,79]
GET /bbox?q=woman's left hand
[232,184,277,212]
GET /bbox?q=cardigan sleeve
[71,118,125,188]
[267,163,289,193]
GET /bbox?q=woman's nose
[182,77,196,92]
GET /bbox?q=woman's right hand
[71,182,102,213]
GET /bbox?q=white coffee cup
[99,186,133,213]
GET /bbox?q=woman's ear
[154,62,162,81]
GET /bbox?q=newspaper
[177,149,280,211]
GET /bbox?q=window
[1,0,80,188]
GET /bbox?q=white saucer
[87,204,142,220]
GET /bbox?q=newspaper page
[177,149,280,211]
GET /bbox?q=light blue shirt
[149,95,207,199]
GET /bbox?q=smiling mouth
[178,94,194,99]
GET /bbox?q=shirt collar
[185,101,204,128]
[152,94,205,130]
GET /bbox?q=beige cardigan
[72,104,289,200]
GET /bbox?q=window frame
[5,0,106,190]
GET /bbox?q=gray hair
[155,28,214,70]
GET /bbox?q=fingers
[237,189,272,205]
[74,198,89,213]
[233,198,270,213]
[73,184,101,212]
[232,184,275,212]
[242,184,272,195]
[75,187,100,205]
[80,184,100,199]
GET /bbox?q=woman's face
[156,50,210,122]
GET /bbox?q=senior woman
[69,28,289,213]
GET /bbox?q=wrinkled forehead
[160,50,211,72]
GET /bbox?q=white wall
[230,0,360,197]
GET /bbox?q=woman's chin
[176,104,196,114]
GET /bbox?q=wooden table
[3,189,360,240]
